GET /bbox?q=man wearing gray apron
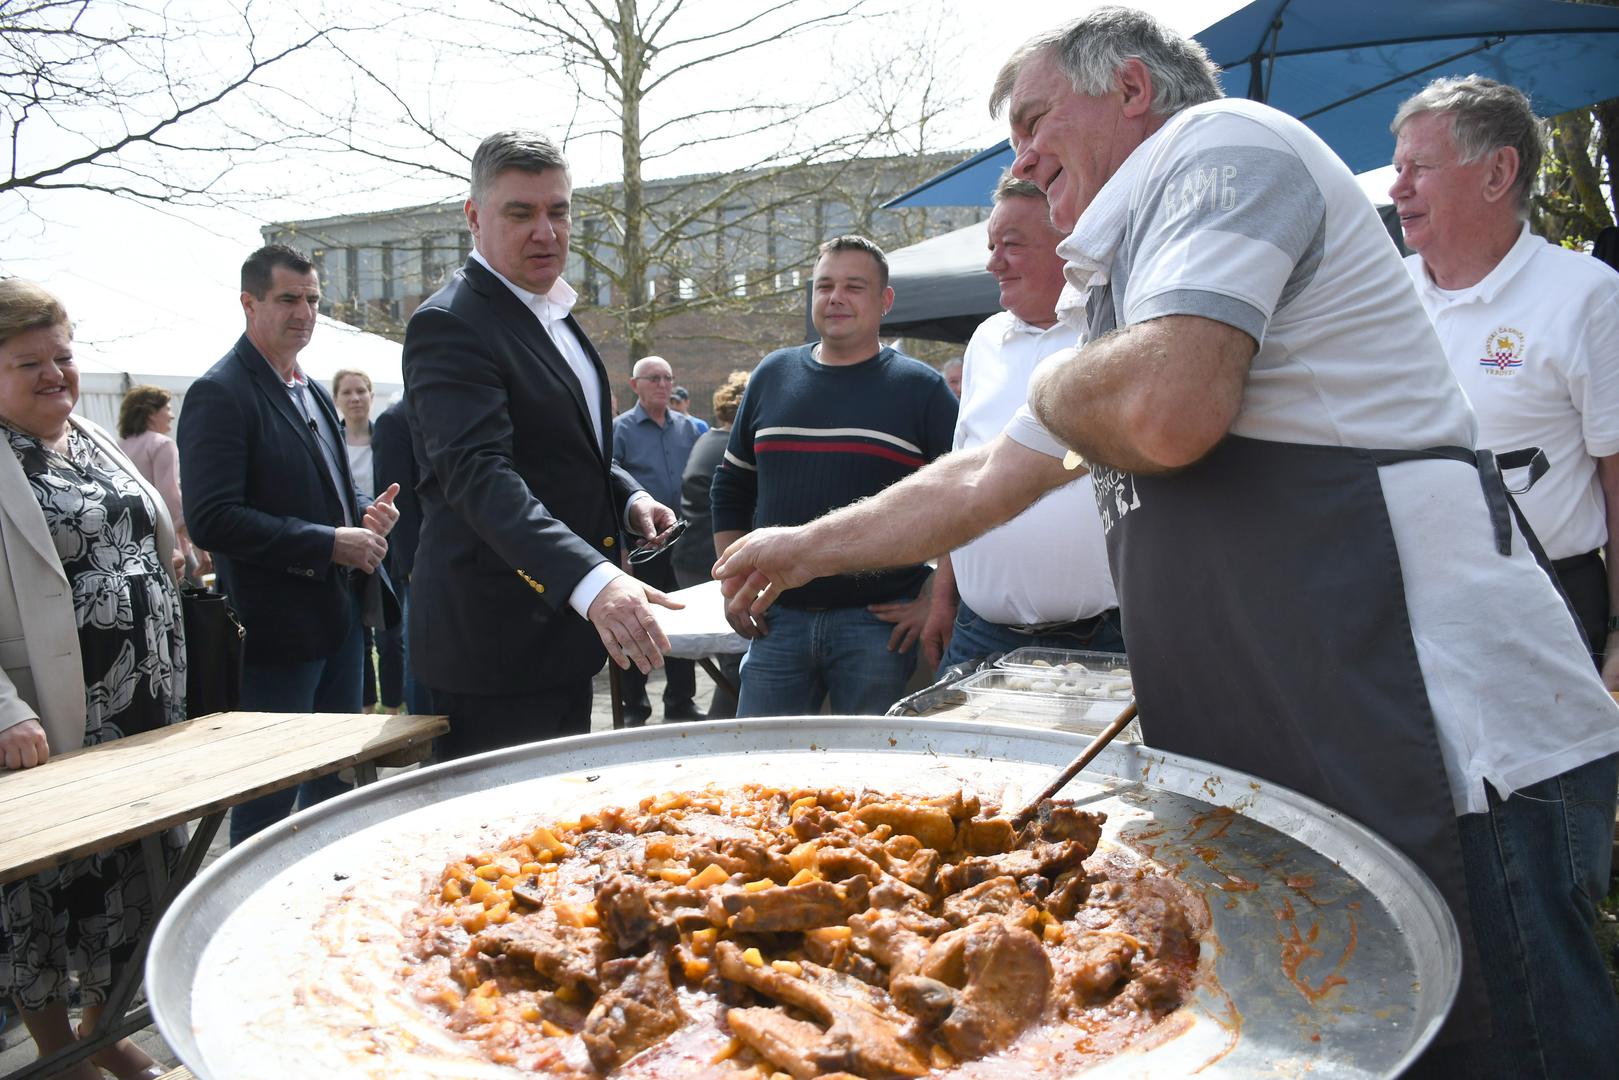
[715,10,1619,1078]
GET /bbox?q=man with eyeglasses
[612,356,703,723]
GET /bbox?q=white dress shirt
[469,248,645,618]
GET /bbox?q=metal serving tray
[148,716,1459,1078]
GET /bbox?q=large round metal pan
[148,716,1459,1078]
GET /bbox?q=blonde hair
[0,278,71,347]
[331,368,373,396]
[712,370,750,426]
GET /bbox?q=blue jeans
[1411,752,1619,1079]
[938,600,1126,677]
[227,599,365,846]
[737,606,918,717]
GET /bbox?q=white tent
[40,267,403,432]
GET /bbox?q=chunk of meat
[854,802,957,851]
[709,876,870,933]
[868,877,932,913]
[890,973,957,1026]
[716,942,929,1078]
[580,948,686,1071]
[942,876,1029,926]
[1087,879,1199,968]
[887,848,940,893]
[1023,802,1106,852]
[726,1007,823,1079]
[927,790,982,821]
[932,921,1052,1059]
[594,873,707,948]
[470,913,607,994]
[1045,869,1091,920]
[815,845,885,883]
[939,840,1090,896]
[1065,931,1139,999]
[850,909,933,982]
[960,816,1018,855]
[791,804,839,840]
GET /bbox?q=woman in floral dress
[0,279,185,1080]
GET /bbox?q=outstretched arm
[714,434,1075,619]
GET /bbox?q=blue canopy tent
[884,0,1619,208]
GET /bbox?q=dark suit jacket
[404,258,639,694]
[178,334,377,664]
[371,398,420,581]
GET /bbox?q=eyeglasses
[635,374,675,383]
[627,518,689,565]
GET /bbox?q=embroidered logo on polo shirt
[1478,326,1526,376]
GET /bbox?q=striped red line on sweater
[753,439,926,467]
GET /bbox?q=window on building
[732,273,746,297]
[678,278,695,300]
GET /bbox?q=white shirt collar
[470,248,579,323]
[1416,222,1540,306]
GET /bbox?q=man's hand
[627,497,679,549]
[333,526,389,573]
[870,591,932,654]
[192,547,214,576]
[714,526,823,632]
[0,719,49,769]
[920,589,958,671]
[587,575,684,674]
[363,483,401,539]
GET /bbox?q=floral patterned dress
[0,423,186,1010]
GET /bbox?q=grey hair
[993,170,1046,204]
[1392,76,1543,213]
[989,6,1222,120]
[470,130,568,203]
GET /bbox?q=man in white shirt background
[1392,75,1619,688]
[921,173,1122,672]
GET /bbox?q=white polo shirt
[1006,99,1619,816]
[1406,225,1619,560]
[950,312,1117,625]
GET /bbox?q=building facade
[262,152,985,417]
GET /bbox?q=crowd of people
[1,4,1617,1076]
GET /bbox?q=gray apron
[1093,434,1555,1042]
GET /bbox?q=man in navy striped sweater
[711,235,958,716]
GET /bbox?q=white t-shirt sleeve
[1002,403,1068,459]
[1572,276,1619,458]
[1121,111,1328,343]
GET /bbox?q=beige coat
[0,415,177,755]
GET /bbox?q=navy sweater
[711,344,957,609]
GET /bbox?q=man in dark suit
[404,130,681,759]
[179,244,399,845]
[371,395,431,715]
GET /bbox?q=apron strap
[1367,444,1549,558]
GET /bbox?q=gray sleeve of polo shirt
[1119,113,1326,343]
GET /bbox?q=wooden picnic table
[0,710,448,1080]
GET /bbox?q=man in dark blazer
[371,395,430,715]
[179,244,399,845]
[404,130,680,759]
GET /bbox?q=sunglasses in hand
[627,518,689,565]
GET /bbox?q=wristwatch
[1607,615,1619,634]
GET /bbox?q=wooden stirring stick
[1011,701,1138,828]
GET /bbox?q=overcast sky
[4,0,1275,373]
